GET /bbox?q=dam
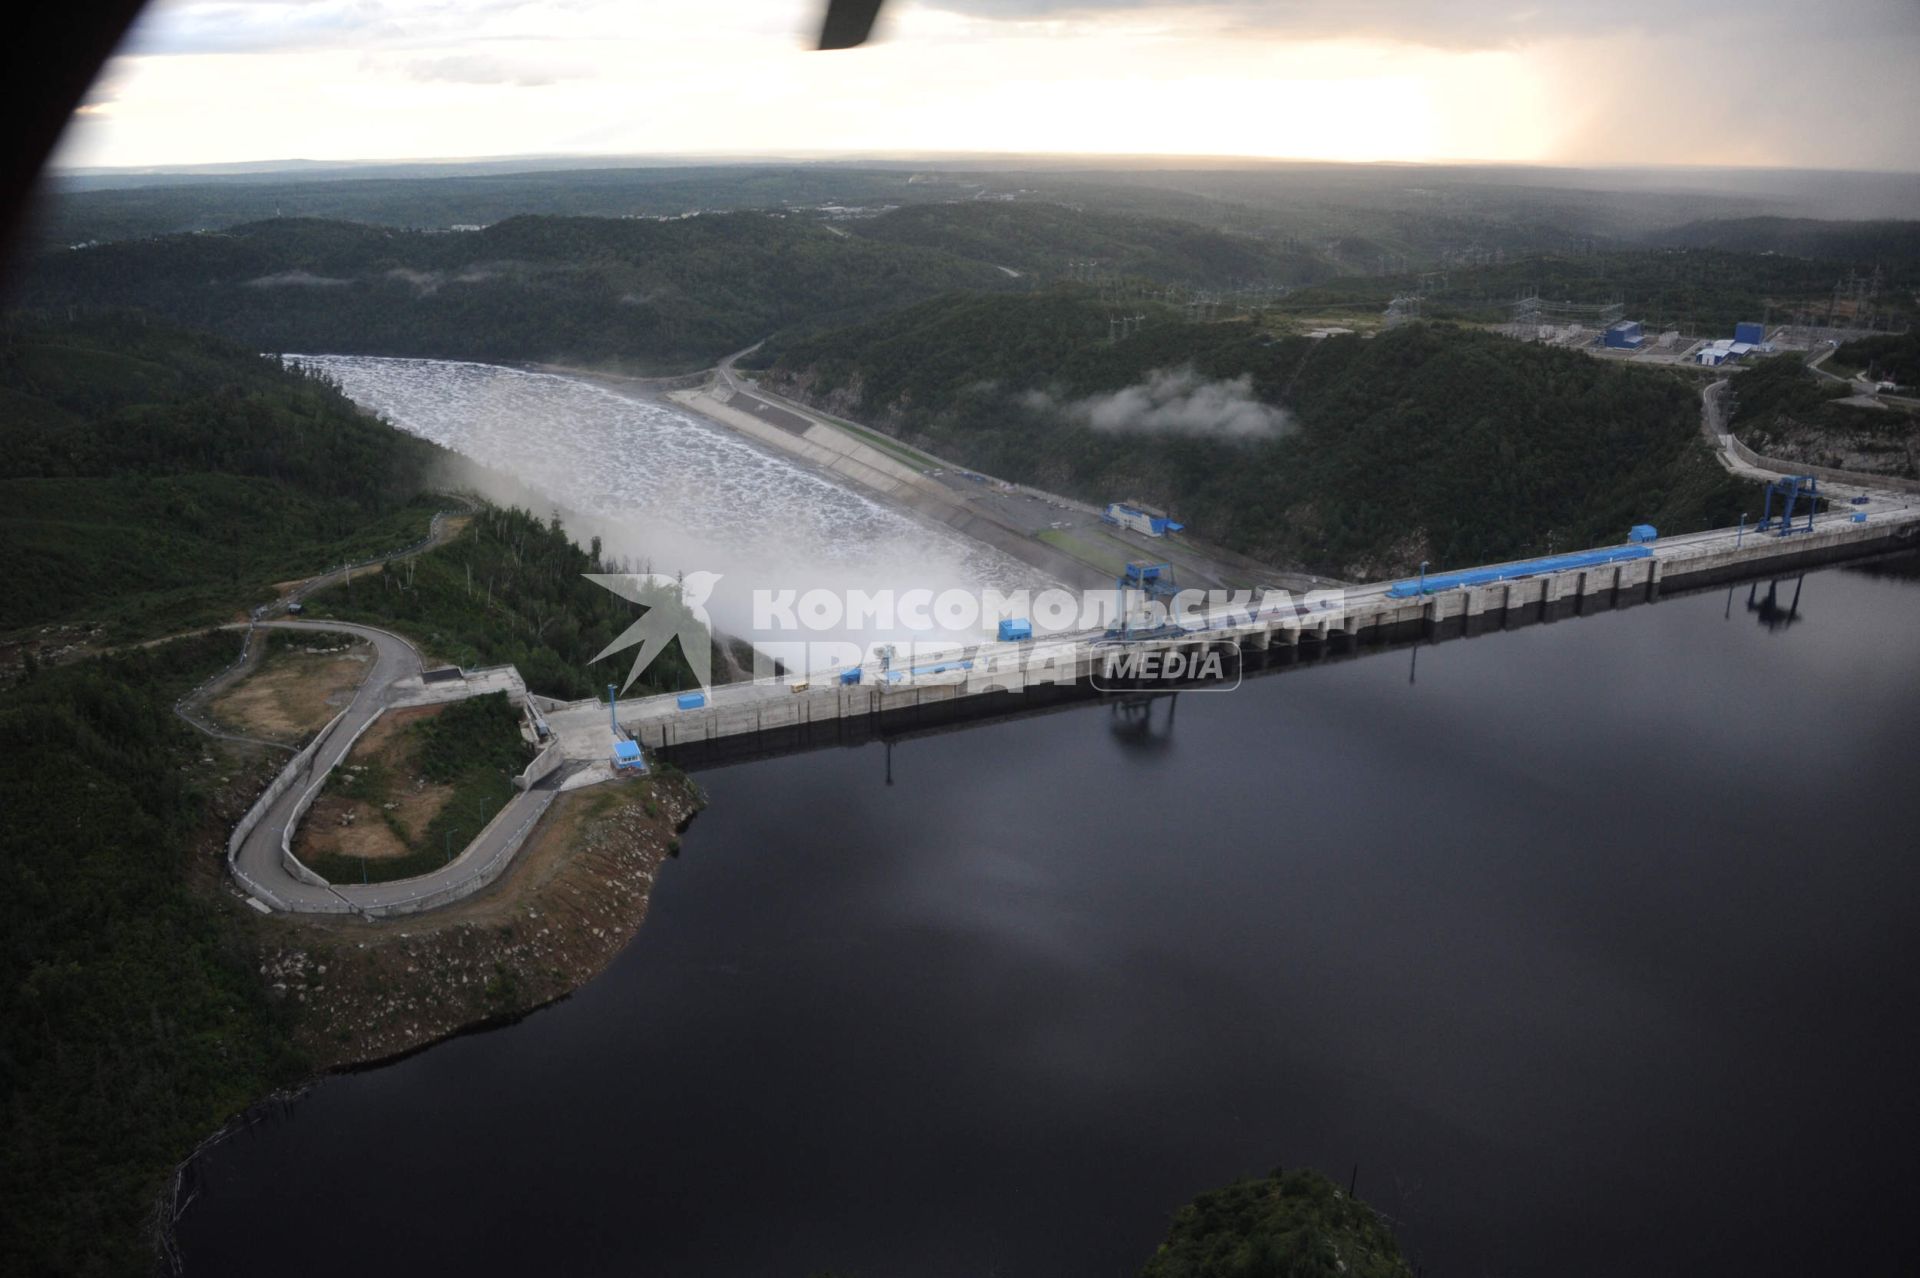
[542,493,1920,768]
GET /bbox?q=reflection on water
[1108,692,1179,751]
[290,355,1056,653]
[177,556,1920,1277]
[1747,576,1806,631]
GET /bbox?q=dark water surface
[178,560,1920,1276]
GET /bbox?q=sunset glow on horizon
[57,0,1920,172]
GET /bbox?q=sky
[56,0,1920,172]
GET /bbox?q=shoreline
[256,773,704,1071]
[164,776,705,1256]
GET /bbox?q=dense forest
[35,159,1807,255]
[0,314,709,1273]
[1730,353,1918,478]
[14,213,1017,372]
[303,504,705,700]
[849,200,1332,287]
[32,163,976,248]
[1644,216,1920,269]
[1832,332,1920,390]
[1273,247,1917,336]
[23,182,1917,373]
[1140,1168,1410,1278]
[0,633,308,1276]
[757,292,1755,577]
[0,315,446,639]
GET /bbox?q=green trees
[1729,352,1918,478]
[0,313,707,1271]
[1140,1169,1411,1278]
[1833,333,1920,390]
[0,635,308,1277]
[302,505,701,700]
[16,213,1018,372]
[0,315,445,639]
[763,295,1754,576]
[850,200,1331,286]
[303,692,530,885]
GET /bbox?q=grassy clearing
[1038,528,1133,578]
[301,692,528,885]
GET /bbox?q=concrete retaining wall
[514,740,566,791]
[225,708,349,909]
[349,789,559,917]
[279,706,390,889]
[1725,433,1920,496]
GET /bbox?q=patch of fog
[288,355,1060,663]
[244,271,351,288]
[1023,366,1291,439]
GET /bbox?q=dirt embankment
[211,635,372,744]
[295,704,451,864]
[1749,405,1920,480]
[250,774,704,1070]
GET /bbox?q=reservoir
[175,553,1920,1276]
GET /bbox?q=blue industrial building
[1604,320,1645,349]
[1734,321,1766,346]
[608,684,648,774]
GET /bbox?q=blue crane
[1757,475,1819,536]
[1107,561,1183,639]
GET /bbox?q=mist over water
[290,355,1057,660]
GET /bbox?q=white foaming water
[291,355,1058,664]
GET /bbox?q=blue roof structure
[612,739,646,774]
[1385,545,1652,598]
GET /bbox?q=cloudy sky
[58,0,1920,171]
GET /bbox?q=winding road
[227,619,566,917]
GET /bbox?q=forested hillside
[0,316,446,639]
[1832,332,1920,390]
[15,213,1016,372]
[0,313,711,1274]
[1644,217,1920,269]
[34,164,959,247]
[1140,1168,1410,1278]
[1273,246,1917,335]
[851,200,1332,286]
[0,321,442,1272]
[303,505,704,699]
[757,293,1754,577]
[0,633,308,1277]
[1731,353,1918,478]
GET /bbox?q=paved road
[228,619,563,916]
[176,502,470,751]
